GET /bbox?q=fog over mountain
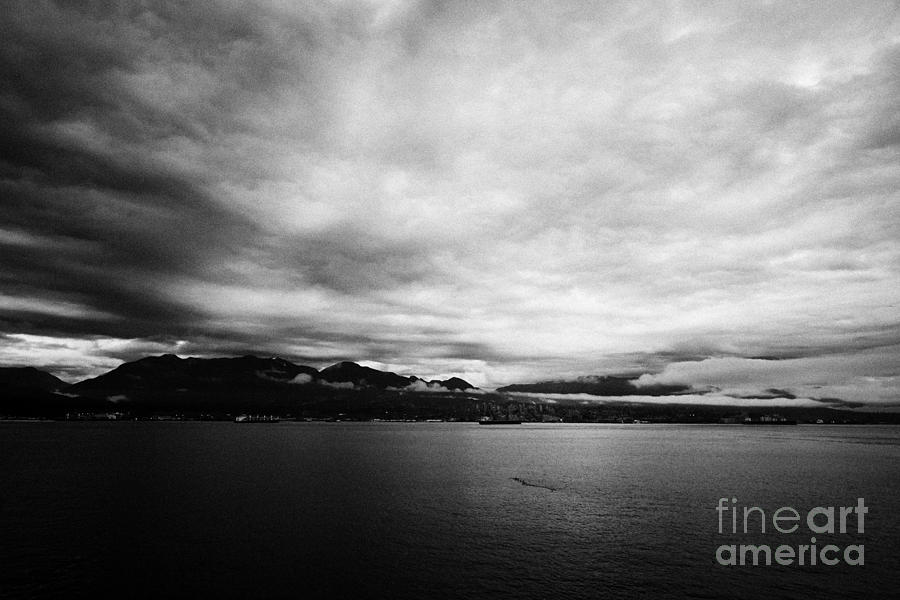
[1,1,899,408]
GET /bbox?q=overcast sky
[1,1,899,407]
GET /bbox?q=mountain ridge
[496,376,690,396]
[0,366,66,392]
[67,354,476,395]
[3,356,896,423]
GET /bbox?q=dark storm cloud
[0,178,245,337]
[0,1,282,340]
[0,0,450,348]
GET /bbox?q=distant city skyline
[1,1,899,408]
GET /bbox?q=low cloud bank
[507,392,827,408]
[320,380,357,390]
[631,353,899,407]
[387,380,483,394]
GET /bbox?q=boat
[478,419,522,425]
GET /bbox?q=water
[1,423,898,598]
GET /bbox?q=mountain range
[2,355,897,423]
[1,355,480,418]
[496,376,690,396]
[67,354,474,394]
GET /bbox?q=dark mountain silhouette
[318,362,475,391]
[319,361,412,388]
[0,366,66,392]
[0,366,107,417]
[5,355,470,417]
[434,377,473,391]
[68,356,473,395]
[68,354,318,394]
[496,376,690,396]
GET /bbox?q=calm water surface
[1,423,898,598]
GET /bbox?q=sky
[1,1,899,408]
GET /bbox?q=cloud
[399,380,445,392]
[396,379,480,393]
[0,1,898,405]
[634,350,900,406]
[506,392,828,409]
[289,373,313,385]
[320,380,357,390]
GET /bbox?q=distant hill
[319,361,412,388]
[0,366,107,417]
[68,354,319,394]
[319,361,475,391]
[435,377,474,391]
[0,366,66,392]
[496,376,690,396]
